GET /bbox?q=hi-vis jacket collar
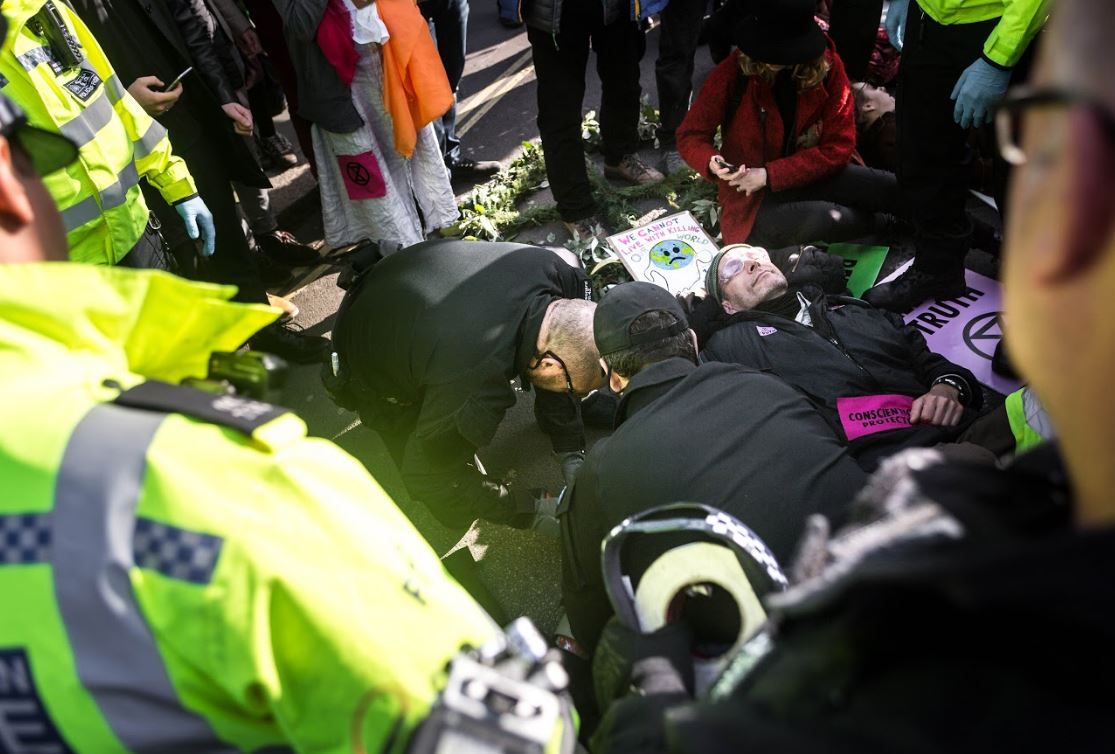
[0,263,279,384]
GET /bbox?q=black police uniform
[332,240,593,529]
[560,357,868,654]
[700,291,981,469]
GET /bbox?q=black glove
[783,245,848,294]
[592,618,695,714]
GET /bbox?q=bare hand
[709,154,746,182]
[237,28,263,58]
[127,75,182,117]
[734,167,767,196]
[221,102,254,135]
[910,384,964,426]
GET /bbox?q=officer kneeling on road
[327,239,604,535]
[0,74,573,753]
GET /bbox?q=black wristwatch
[932,374,971,405]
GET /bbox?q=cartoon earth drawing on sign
[649,240,696,270]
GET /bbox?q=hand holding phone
[162,66,193,92]
[714,156,739,172]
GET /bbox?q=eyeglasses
[995,86,1115,166]
[719,247,771,285]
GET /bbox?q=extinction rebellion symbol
[962,311,1003,360]
[346,161,371,187]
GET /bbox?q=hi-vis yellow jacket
[915,0,1049,68]
[0,263,500,753]
[0,0,197,264]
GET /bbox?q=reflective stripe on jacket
[915,0,1049,68]
[0,263,499,752]
[0,0,197,264]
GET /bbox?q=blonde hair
[737,51,831,91]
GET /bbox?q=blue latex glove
[175,196,216,257]
[885,0,910,51]
[951,58,1011,130]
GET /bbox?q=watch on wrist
[933,374,970,405]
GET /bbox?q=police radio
[182,351,289,401]
[408,618,575,754]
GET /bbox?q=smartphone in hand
[715,156,739,172]
[162,66,194,92]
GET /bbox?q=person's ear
[0,137,35,228]
[605,361,628,394]
[1051,108,1115,283]
[721,298,737,315]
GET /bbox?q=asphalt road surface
[262,12,720,635]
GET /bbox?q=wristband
[933,374,970,405]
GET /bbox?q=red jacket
[677,40,856,244]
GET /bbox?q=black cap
[733,0,826,66]
[595,282,689,357]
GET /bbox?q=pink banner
[837,394,915,441]
[874,264,1024,396]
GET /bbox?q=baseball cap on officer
[594,282,689,356]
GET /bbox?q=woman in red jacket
[677,0,899,247]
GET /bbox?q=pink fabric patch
[837,394,915,441]
[336,151,387,200]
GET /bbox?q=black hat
[595,282,689,357]
[733,0,826,66]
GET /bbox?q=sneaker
[449,156,501,182]
[250,322,331,364]
[259,134,299,171]
[256,230,320,267]
[267,293,299,321]
[604,153,664,185]
[861,266,967,312]
[659,149,689,175]
[563,215,608,242]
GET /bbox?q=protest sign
[837,394,915,441]
[824,243,888,298]
[875,262,1023,395]
[606,211,719,296]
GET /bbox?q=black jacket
[72,0,269,188]
[333,240,593,528]
[700,292,981,469]
[595,444,1115,754]
[560,358,867,654]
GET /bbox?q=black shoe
[861,266,967,312]
[256,230,321,267]
[259,134,299,171]
[449,157,501,182]
[498,15,524,28]
[250,322,331,364]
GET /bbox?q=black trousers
[144,143,269,304]
[654,0,706,148]
[749,164,899,248]
[827,0,884,82]
[526,2,646,221]
[896,8,999,273]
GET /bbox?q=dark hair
[604,310,696,378]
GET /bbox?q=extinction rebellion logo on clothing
[0,647,74,753]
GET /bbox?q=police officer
[1,0,215,268]
[330,239,604,533]
[591,1,1115,749]
[862,0,1047,311]
[0,67,527,752]
[561,282,867,656]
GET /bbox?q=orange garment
[377,0,454,158]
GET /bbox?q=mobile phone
[162,66,193,92]
[715,156,739,172]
